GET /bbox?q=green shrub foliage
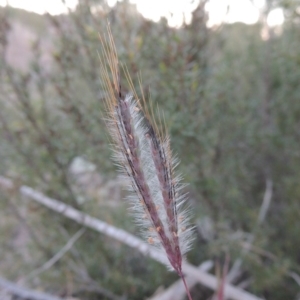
[0,0,300,299]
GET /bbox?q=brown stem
[179,271,193,300]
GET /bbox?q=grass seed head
[99,24,194,277]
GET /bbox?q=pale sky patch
[0,0,77,15]
[205,0,266,27]
[0,0,285,28]
[267,8,284,27]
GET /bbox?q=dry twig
[149,260,213,300]
[0,277,63,300]
[24,228,86,281]
[0,176,263,300]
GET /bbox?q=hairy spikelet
[99,25,193,285]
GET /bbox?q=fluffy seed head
[99,25,193,275]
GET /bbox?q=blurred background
[0,0,300,299]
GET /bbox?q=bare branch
[0,176,264,300]
[24,228,86,281]
[148,260,213,300]
[258,179,273,225]
[0,277,63,300]
[289,272,300,287]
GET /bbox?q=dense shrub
[0,1,300,299]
